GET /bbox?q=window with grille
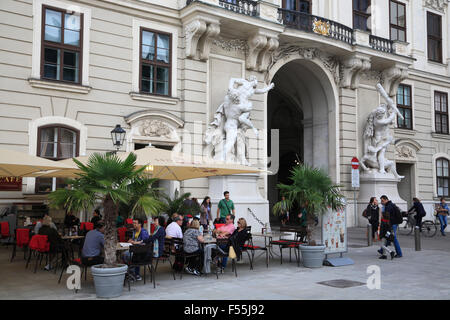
[435,91,448,134]
[427,12,442,63]
[396,84,412,129]
[41,6,83,83]
[353,0,371,31]
[390,0,406,41]
[140,28,171,96]
[437,158,449,197]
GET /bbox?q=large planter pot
[91,264,128,298]
[300,245,326,268]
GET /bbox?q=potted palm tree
[49,152,163,298]
[277,164,345,268]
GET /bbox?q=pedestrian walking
[216,191,235,224]
[380,195,403,258]
[200,196,212,230]
[377,201,395,260]
[365,197,380,242]
[436,197,449,236]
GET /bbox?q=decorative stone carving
[359,70,383,84]
[395,145,416,160]
[381,65,409,97]
[246,34,268,71]
[204,76,274,164]
[340,55,371,89]
[198,23,220,61]
[359,83,404,179]
[212,36,248,52]
[185,19,207,59]
[184,18,220,60]
[257,37,279,72]
[140,120,172,138]
[424,0,448,12]
[266,45,340,84]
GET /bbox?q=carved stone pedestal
[208,173,269,229]
[356,172,407,227]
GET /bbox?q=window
[282,0,311,13]
[36,125,79,193]
[41,6,83,83]
[396,84,412,129]
[390,0,406,41]
[437,158,449,197]
[139,28,171,96]
[427,12,442,63]
[435,91,448,134]
[353,0,371,31]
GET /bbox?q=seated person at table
[122,218,149,281]
[228,218,249,262]
[34,213,57,234]
[81,222,105,266]
[144,216,166,258]
[213,214,236,239]
[183,220,204,276]
[38,216,63,270]
[64,211,80,229]
[90,209,102,228]
[213,214,236,271]
[166,215,184,239]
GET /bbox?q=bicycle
[398,212,414,236]
[398,211,437,237]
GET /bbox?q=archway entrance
[267,58,338,225]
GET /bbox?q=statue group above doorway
[205,76,274,165]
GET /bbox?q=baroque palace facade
[0,0,449,226]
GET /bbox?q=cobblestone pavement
[0,227,448,300]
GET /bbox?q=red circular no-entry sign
[351,157,359,169]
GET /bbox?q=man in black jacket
[380,195,403,258]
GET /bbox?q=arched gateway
[266,49,340,223]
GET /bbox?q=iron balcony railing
[369,35,395,54]
[278,9,354,45]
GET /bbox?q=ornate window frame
[24,116,87,194]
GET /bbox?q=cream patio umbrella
[29,147,263,180]
[116,146,263,181]
[0,149,78,177]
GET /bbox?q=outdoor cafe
[0,146,308,298]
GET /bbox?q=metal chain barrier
[247,208,265,226]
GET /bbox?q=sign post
[351,157,360,229]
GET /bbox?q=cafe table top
[251,232,275,238]
[202,237,216,244]
[61,235,85,240]
[116,243,131,251]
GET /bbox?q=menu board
[321,206,347,255]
